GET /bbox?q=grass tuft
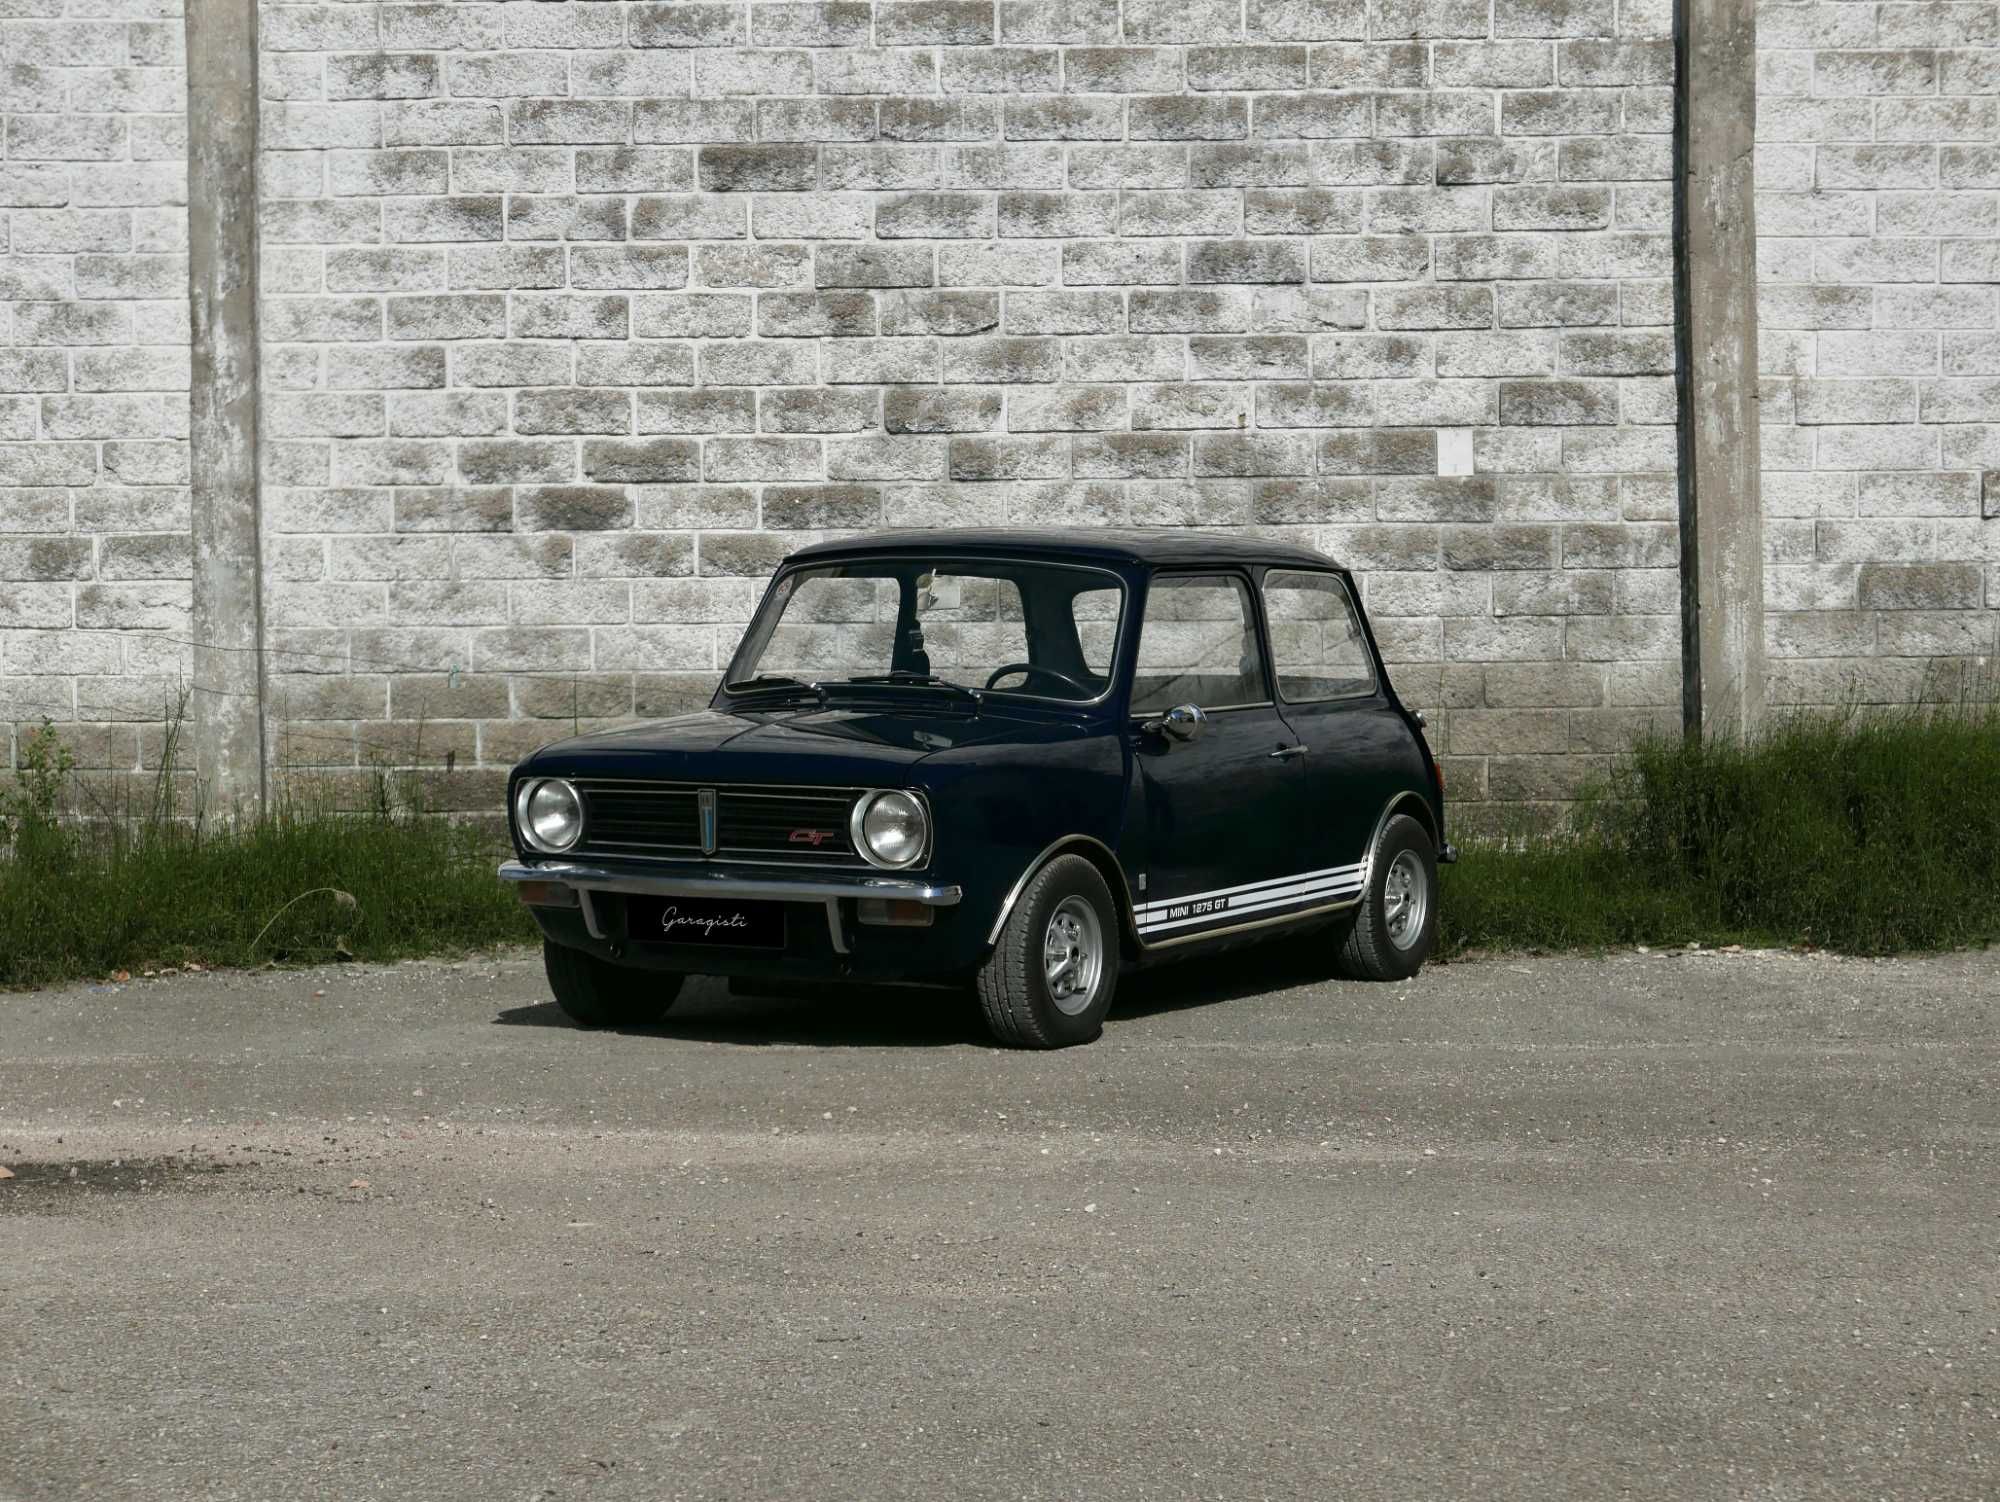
[0,810,534,989]
[1440,705,2000,957]
[0,720,532,989]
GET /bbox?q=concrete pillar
[1675,0,1766,742]
[185,0,266,815]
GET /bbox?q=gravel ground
[1,944,1996,1502]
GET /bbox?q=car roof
[784,528,1345,571]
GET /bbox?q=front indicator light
[515,881,579,908]
[857,897,934,927]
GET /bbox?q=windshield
[726,559,1126,704]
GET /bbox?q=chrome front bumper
[498,859,963,956]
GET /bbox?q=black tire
[543,940,685,1028]
[1337,813,1438,982]
[976,854,1120,1049]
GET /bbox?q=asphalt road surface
[2,944,1995,1502]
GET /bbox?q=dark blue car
[502,529,1452,1048]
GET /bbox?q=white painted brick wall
[24,3,1990,804]
[0,0,191,775]
[1757,0,2000,706]
[251,0,1683,805]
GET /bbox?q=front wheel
[976,854,1120,1048]
[1336,813,1438,981]
[543,940,684,1028]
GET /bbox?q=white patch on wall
[1437,430,1476,477]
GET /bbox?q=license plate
[626,895,786,949]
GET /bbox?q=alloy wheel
[1043,896,1105,1016]
[1382,849,1430,952]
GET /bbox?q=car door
[1262,567,1419,878]
[1122,571,1318,946]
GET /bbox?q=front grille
[577,783,702,855]
[717,788,860,864]
[573,780,866,867]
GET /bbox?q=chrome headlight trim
[516,777,584,854]
[848,789,929,871]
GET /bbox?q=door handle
[1270,743,1308,759]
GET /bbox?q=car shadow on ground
[493,934,1338,1047]
[1115,936,1335,1018]
[495,983,986,1047]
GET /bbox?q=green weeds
[0,720,531,989]
[5,703,1998,989]
[1440,706,2000,957]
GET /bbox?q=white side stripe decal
[1131,862,1366,918]
[1137,871,1363,927]
[1137,881,1363,936]
[1134,861,1367,935]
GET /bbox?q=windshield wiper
[837,673,984,707]
[725,674,827,707]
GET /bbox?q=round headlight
[853,791,927,869]
[522,778,582,853]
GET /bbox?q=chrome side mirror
[1143,702,1207,745]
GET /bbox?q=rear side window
[1131,574,1269,714]
[1263,570,1376,702]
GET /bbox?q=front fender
[918,728,1130,963]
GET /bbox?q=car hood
[519,704,1090,786]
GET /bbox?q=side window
[1263,570,1376,702]
[1070,583,1121,678]
[1131,574,1269,715]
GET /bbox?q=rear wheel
[1337,814,1438,981]
[543,940,684,1028]
[976,854,1119,1048]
